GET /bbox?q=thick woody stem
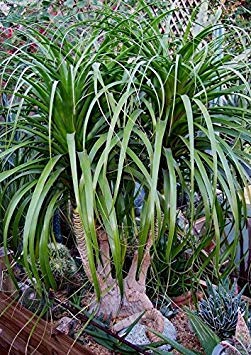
[138,234,153,286]
[97,228,113,286]
[72,210,93,282]
[72,215,166,341]
[72,211,113,287]
[127,233,153,282]
[126,250,138,281]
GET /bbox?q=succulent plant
[198,279,247,338]
[49,243,78,284]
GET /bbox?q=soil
[81,335,113,355]
[71,308,203,354]
[172,310,204,354]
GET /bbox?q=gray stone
[120,317,176,352]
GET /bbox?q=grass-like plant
[0,1,251,337]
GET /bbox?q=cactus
[49,243,77,284]
[198,279,246,338]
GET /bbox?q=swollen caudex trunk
[72,210,165,341]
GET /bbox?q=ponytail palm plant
[0,2,251,335]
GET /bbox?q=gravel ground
[172,310,204,354]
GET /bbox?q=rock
[55,316,75,335]
[159,318,177,351]
[120,317,176,351]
